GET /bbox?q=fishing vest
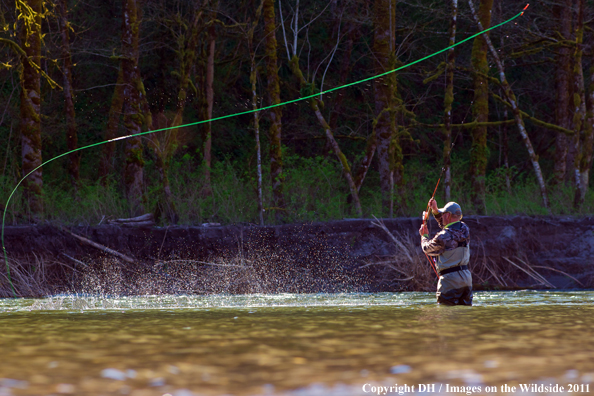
[436,243,470,273]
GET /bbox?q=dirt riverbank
[2,215,594,296]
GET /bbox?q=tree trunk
[498,1,510,195]
[443,0,457,203]
[581,60,594,202]
[572,0,586,207]
[150,113,177,223]
[248,0,265,225]
[57,0,80,193]
[99,67,125,184]
[251,53,264,226]
[469,0,492,214]
[121,0,145,216]
[172,9,202,130]
[373,0,400,217]
[354,128,377,195]
[552,0,573,186]
[263,0,285,220]
[502,105,511,194]
[19,0,43,215]
[203,3,217,197]
[469,0,550,211]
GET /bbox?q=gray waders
[436,245,472,306]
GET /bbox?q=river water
[0,291,593,396]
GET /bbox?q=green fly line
[1,5,529,297]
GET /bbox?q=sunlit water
[0,291,593,396]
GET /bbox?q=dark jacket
[421,213,470,273]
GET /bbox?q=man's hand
[419,223,428,237]
[429,198,439,215]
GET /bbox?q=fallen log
[59,227,135,264]
[108,213,155,227]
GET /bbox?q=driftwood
[60,227,135,264]
[61,252,89,267]
[107,213,155,227]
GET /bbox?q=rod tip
[521,3,529,15]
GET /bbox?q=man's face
[443,212,452,224]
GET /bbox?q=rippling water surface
[0,291,593,395]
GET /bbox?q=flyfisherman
[418,199,472,306]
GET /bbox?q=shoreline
[1,215,593,297]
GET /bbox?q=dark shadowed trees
[121,0,146,216]
[19,0,44,215]
[572,0,586,207]
[2,0,594,227]
[99,68,125,185]
[553,0,573,186]
[202,0,218,197]
[149,3,205,223]
[581,57,594,204]
[443,0,457,203]
[57,0,80,193]
[469,0,493,214]
[281,0,363,217]
[373,0,402,217]
[263,0,285,220]
[469,0,550,210]
[247,0,265,225]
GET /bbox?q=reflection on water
[0,291,593,395]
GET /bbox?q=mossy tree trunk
[500,103,511,194]
[263,0,285,220]
[202,2,218,198]
[57,0,80,194]
[553,0,573,186]
[248,0,265,225]
[19,0,43,215]
[99,67,125,185]
[121,0,145,216]
[497,1,510,195]
[572,0,586,208]
[443,0,457,203]
[373,0,402,217]
[171,8,202,130]
[354,129,376,195]
[469,0,492,215]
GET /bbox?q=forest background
[0,0,593,227]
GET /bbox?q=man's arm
[429,198,446,229]
[421,232,446,256]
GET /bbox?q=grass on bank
[0,155,593,227]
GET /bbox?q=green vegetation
[2,152,591,226]
[1,0,593,226]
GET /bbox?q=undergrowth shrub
[0,155,592,226]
